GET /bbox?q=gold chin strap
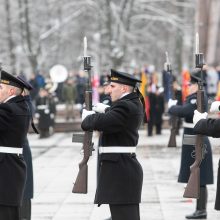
[20,88,24,96]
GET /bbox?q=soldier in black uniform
[168,72,214,219]
[154,87,165,135]
[0,70,32,220]
[193,100,220,211]
[99,75,112,106]
[17,76,38,220]
[97,76,112,220]
[172,77,183,135]
[35,88,56,138]
[81,69,145,220]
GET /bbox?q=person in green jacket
[62,78,77,120]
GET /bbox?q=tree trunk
[4,0,16,74]
[18,0,39,73]
[206,0,220,65]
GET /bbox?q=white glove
[35,113,40,118]
[92,103,110,113]
[44,109,50,114]
[82,109,95,121]
[193,110,208,125]
[168,99,178,109]
[210,101,220,113]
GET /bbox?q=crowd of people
[17,64,220,140]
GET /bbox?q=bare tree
[4,0,16,73]
[206,0,220,65]
[18,0,39,72]
[1,0,214,76]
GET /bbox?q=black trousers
[155,123,162,134]
[109,204,140,220]
[147,120,154,136]
[0,205,20,220]
[20,199,31,220]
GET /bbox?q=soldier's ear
[9,87,15,96]
[121,85,127,92]
[123,84,130,91]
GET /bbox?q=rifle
[72,37,94,194]
[165,52,178,148]
[183,33,205,199]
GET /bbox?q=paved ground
[28,128,220,220]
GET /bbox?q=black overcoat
[81,92,144,205]
[148,92,157,122]
[0,95,30,206]
[22,96,34,200]
[36,97,53,130]
[169,92,213,185]
[22,138,33,200]
[194,118,220,210]
[155,94,164,124]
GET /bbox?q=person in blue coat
[168,72,214,219]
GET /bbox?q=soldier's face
[104,84,111,95]
[109,82,124,102]
[189,83,198,94]
[0,84,11,103]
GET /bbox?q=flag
[139,70,150,121]
[182,69,190,102]
[140,70,147,98]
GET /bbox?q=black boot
[185,210,207,219]
[185,186,207,219]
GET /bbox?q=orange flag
[139,70,150,120]
[216,82,220,101]
[140,70,147,98]
[182,69,190,102]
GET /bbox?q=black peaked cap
[17,75,33,91]
[0,70,28,89]
[110,69,141,87]
[103,75,111,86]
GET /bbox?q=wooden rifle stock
[72,131,93,193]
[183,72,205,199]
[183,134,203,198]
[167,80,178,148]
[72,54,93,194]
[165,52,177,148]
[168,116,178,147]
[73,164,88,193]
